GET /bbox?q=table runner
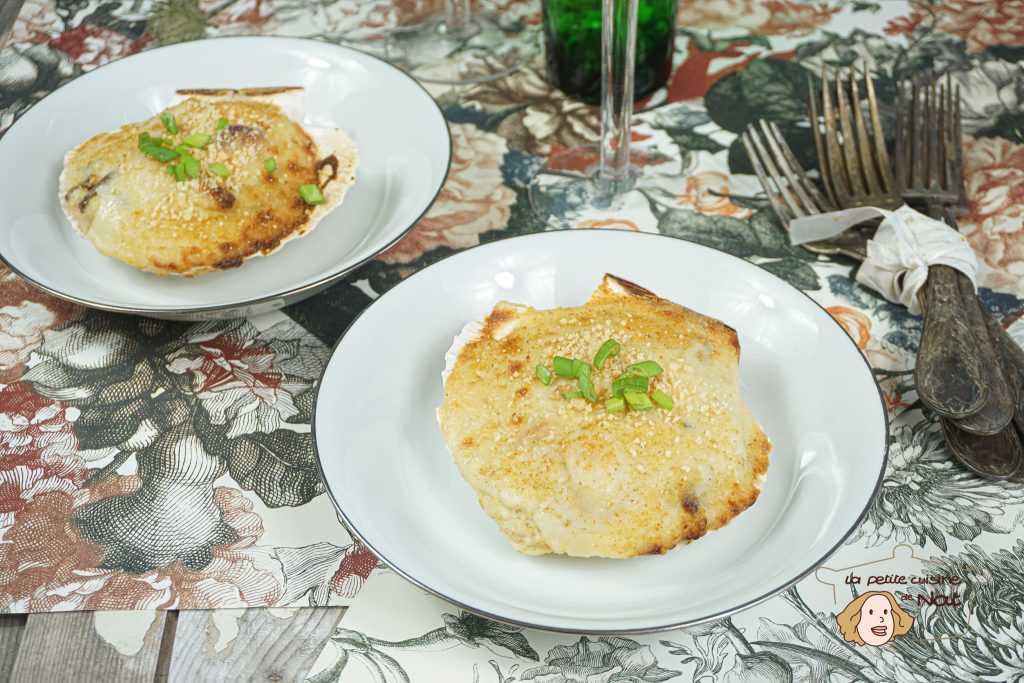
[3,1,1024,680]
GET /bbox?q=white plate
[314,230,888,633]
[0,37,450,320]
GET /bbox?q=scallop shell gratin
[59,87,358,276]
[438,275,771,559]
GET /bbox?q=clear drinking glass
[529,0,641,225]
[385,0,536,84]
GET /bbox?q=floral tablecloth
[3,1,1024,682]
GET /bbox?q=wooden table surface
[0,608,345,681]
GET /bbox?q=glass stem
[445,0,472,34]
[599,0,638,192]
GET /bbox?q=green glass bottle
[542,0,678,104]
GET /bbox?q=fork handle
[950,272,1015,434]
[916,264,988,418]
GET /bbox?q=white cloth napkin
[789,204,978,315]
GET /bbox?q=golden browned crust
[439,274,771,558]
[59,92,357,276]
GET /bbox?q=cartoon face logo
[836,591,914,647]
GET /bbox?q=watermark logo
[836,590,913,647]
[815,544,991,646]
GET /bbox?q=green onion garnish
[552,356,576,378]
[535,364,552,385]
[139,133,171,148]
[173,162,186,182]
[594,339,621,369]
[183,133,212,148]
[160,112,178,135]
[140,144,180,162]
[605,396,626,413]
[577,375,598,403]
[182,155,200,179]
[577,362,592,381]
[299,184,325,205]
[562,391,583,400]
[612,375,648,397]
[625,361,664,378]
[624,391,654,410]
[216,117,228,130]
[651,390,674,410]
[264,157,277,173]
[174,144,190,156]
[208,162,231,178]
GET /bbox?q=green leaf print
[758,258,821,291]
[975,111,1024,144]
[705,59,817,133]
[653,124,726,154]
[658,208,817,263]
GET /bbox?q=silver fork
[808,67,899,211]
[739,119,872,261]
[741,119,1023,480]
[894,75,1015,435]
[809,68,988,424]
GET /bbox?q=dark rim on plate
[311,229,891,635]
[0,35,453,317]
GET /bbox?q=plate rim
[312,229,890,634]
[0,35,452,317]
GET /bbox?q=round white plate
[0,37,450,320]
[314,230,888,633]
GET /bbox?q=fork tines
[740,119,836,227]
[895,72,963,205]
[808,66,897,210]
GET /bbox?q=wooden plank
[0,0,26,48]
[0,614,27,681]
[166,607,346,682]
[152,611,178,683]
[9,611,169,683]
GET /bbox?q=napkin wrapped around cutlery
[789,204,978,315]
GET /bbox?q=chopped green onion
[264,157,277,173]
[160,111,178,135]
[561,391,583,400]
[174,144,190,156]
[624,391,654,410]
[208,162,231,178]
[173,162,186,182]
[183,133,212,148]
[552,356,576,378]
[535,364,552,385]
[625,361,664,378]
[216,117,228,130]
[577,362,591,381]
[577,375,598,403]
[181,155,200,179]
[140,133,171,148]
[594,339,621,369]
[605,396,626,413]
[651,390,674,410]
[140,144,180,162]
[612,375,648,397]
[299,184,325,205]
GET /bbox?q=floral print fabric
[2,1,1024,680]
